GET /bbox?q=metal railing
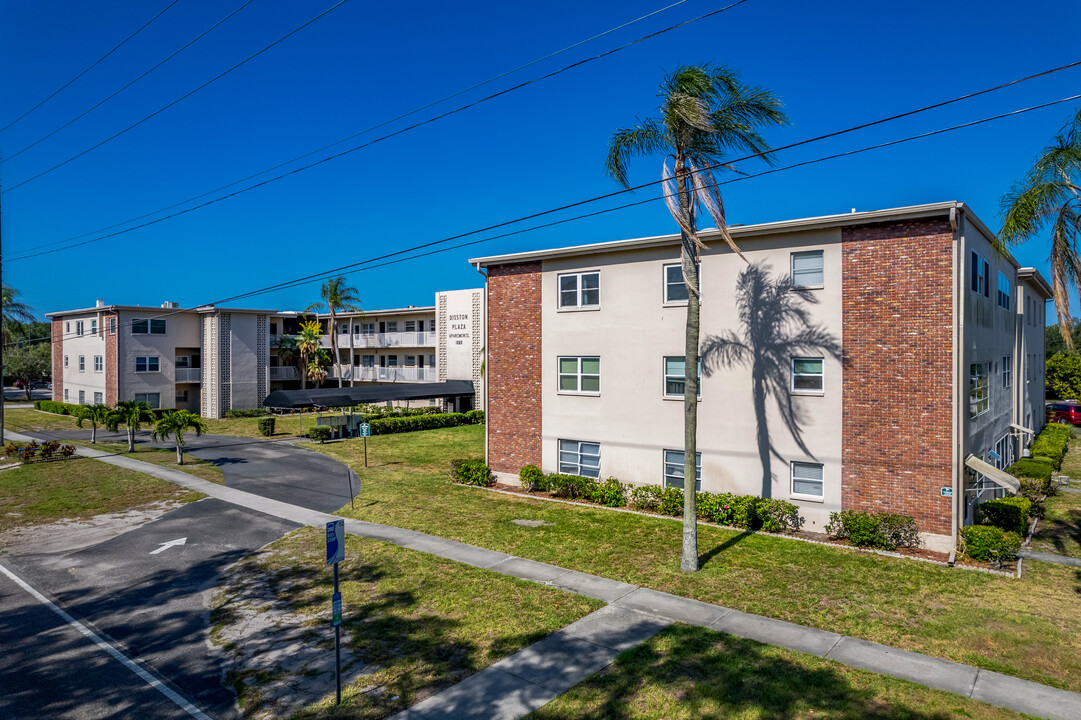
[351,331,435,348]
[328,365,435,382]
[174,368,202,383]
[269,366,298,381]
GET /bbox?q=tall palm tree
[307,277,362,387]
[151,410,208,465]
[106,401,154,453]
[606,64,788,572]
[74,403,111,444]
[296,319,324,390]
[2,284,35,344]
[1001,108,1081,349]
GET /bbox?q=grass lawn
[3,407,80,432]
[73,441,227,485]
[528,624,1030,720]
[0,456,202,533]
[1030,489,1081,558]
[201,413,319,439]
[307,425,1081,694]
[214,526,602,719]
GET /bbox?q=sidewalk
[9,430,1079,720]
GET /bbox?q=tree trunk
[678,161,700,573]
[128,427,135,454]
[176,442,183,465]
[91,424,97,444]
[331,310,343,388]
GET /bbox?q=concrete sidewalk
[9,430,1079,720]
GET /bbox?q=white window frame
[360,322,375,336]
[132,318,167,335]
[64,355,69,368]
[64,388,69,401]
[93,355,103,373]
[405,355,417,366]
[1002,355,1011,388]
[78,390,85,405]
[558,271,600,310]
[970,251,989,298]
[75,321,84,336]
[135,356,160,373]
[663,449,702,492]
[663,356,701,399]
[386,321,398,333]
[405,320,416,332]
[135,392,160,409]
[90,319,97,335]
[109,317,116,334]
[791,461,825,500]
[663,263,691,304]
[558,439,600,479]
[969,362,989,418]
[93,392,103,404]
[78,355,85,372]
[791,357,824,394]
[791,250,824,289]
[997,272,1011,310]
[557,356,600,395]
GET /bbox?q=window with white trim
[663,449,701,492]
[78,390,85,404]
[791,357,824,392]
[135,392,160,409]
[558,439,600,478]
[558,272,600,309]
[135,356,160,373]
[664,263,689,303]
[132,318,166,335]
[405,321,416,332]
[65,322,70,333]
[93,355,103,372]
[969,362,989,418]
[405,355,416,366]
[997,272,1011,310]
[361,322,375,335]
[75,321,84,336]
[78,356,85,372]
[64,388,69,401]
[387,355,398,367]
[93,392,103,404]
[663,356,701,398]
[791,250,824,289]
[1002,355,1011,388]
[970,251,989,298]
[90,319,97,335]
[109,317,116,334]
[558,356,600,393]
[362,355,374,367]
[791,461,824,499]
[993,433,1014,470]
[64,355,69,368]
[386,321,398,333]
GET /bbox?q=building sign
[443,290,476,381]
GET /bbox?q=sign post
[326,519,345,705]
[359,423,370,467]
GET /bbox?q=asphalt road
[1,430,356,719]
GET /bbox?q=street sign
[941,487,953,497]
[325,520,345,565]
[332,592,342,626]
[359,423,371,437]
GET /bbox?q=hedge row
[959,525,1022,564]
[1005,423,1072,484]
[34,400,173,420]
[825,511,920,550]
[224,408,269,418]
[975,496,1032,535]
[367,411,483,435]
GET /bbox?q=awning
[1010,423,1035,436]
[964,454,1020,493]
[263,380,475,409]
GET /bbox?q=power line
[2,0,353,193]
[3,0,695,257]
[16,89,1081,350]
[0,0,181,134]
[6,56,1080,266]
[2,0,259,164]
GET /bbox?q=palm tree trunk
[678,161,700,573]
[331,309,343,388]
[91,424,97,444]
[128,427,135,454]
[176,442,183,465]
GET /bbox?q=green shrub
[629,484,665,511]
[33,401,41,410]
[224,408,269,418]
[757,498,802,533]
[464,410,485,424]
[1017,478,1050,518]
[519,464,544,491]
[308,426,332,443]
[976,497,1032,535]
[368,413,473,435]
[37,400,77,415]
[587,477,627,507]
[826,511,920,550]
[959,525,1022,564]
[1030,424,1070,469]
[545,473,598,500]
[657,486,685,516]
[1005,458,1054,483]
[452,459,493,487]
[257,417,276,437]
[703,493,760,529]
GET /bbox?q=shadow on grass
[1037,508,1081,556]
[698,530,753,567]
[531,625,960,720]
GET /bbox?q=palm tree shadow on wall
[700,263,842,497]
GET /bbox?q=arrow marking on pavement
[150,537,187,555]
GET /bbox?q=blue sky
[2,0,1080,320]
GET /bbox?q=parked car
[1046,402,1081,425]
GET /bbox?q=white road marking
[150,537,187,555]
[0,559,212,720]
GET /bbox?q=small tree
[296,319,324,390]
[151,410,208,465]
[106,401,154,453]
[1046,352,1081,400]
[75,404,111,444]
[307,277,362,388]
[4,342,49,400]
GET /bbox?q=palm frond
[605,120,667,189]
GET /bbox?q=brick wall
[51,319,63,402]
[841,220,954,536]
[105,314,118,406]
[487,261,542,474]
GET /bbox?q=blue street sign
[332,592,342,626]
[326,519,345,565]
[359,423,371,437]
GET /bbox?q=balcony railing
[328,366,436,382]
[269,366,298,381]
[175,368,202,383]
[351,331,436,348]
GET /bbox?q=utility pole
[1,166,6,444]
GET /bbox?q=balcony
[175,368,202,383]
[269,366,298,381]
[328,366,436,382]
[351,331,435,348]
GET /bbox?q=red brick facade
[841,220,954,536]
[487,261,542,474]
[105,313,118,406]
[51,319,63,402]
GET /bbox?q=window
[558,272,600,309]
[135,393,160,409]
[386,321,398,333]
[176,356,189,368]
[65,322,70,333]
[150,318,166,334]
[78,390,85,404]
[405,355,416,366]
[176,390,189,403]
[78,355,85,372]
[969,362,989,418]
[93,355,103,372]
[362,355,374,367]
[663,449,702,492]
[132,318,166,334]
[387,355,398,366]
[405,321,416,332]
[1002,355,1011,388]
[75,321,84,336]
[361,322,375,335]
[997,273,1011,309]
[558,356,600,393]
[64,355,69,368]
[791,461,824,499]
[64,389,69,401]
[90,319,97,335]
[664,264,689,303]
[993,433,1014,470]
[135,356,160,373]
[663,356,701,397]
[970,251,990,298]
[270,322,278,335]
[791,357,824,392]
[93,392,103,404]
[417,320,425,332]
[558,439,600,478]
[791,250,824,289]
[109,317,116,334]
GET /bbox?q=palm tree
[151,410,208,465]
[307,277,362,387]
[74,403,111,444]
[606,64,788,572]
[106,401,154,453]
[1001,108,1081,349]
[296,319,324,390]
[2,284,35,344]
[307,350,329,386]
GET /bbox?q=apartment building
[471,202,1050,552]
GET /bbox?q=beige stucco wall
[116,310,201,409]
[539,228,844,533]
[59,313,107,403]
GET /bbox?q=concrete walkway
[8,430,1080,720]
[1018,548,1081,568]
